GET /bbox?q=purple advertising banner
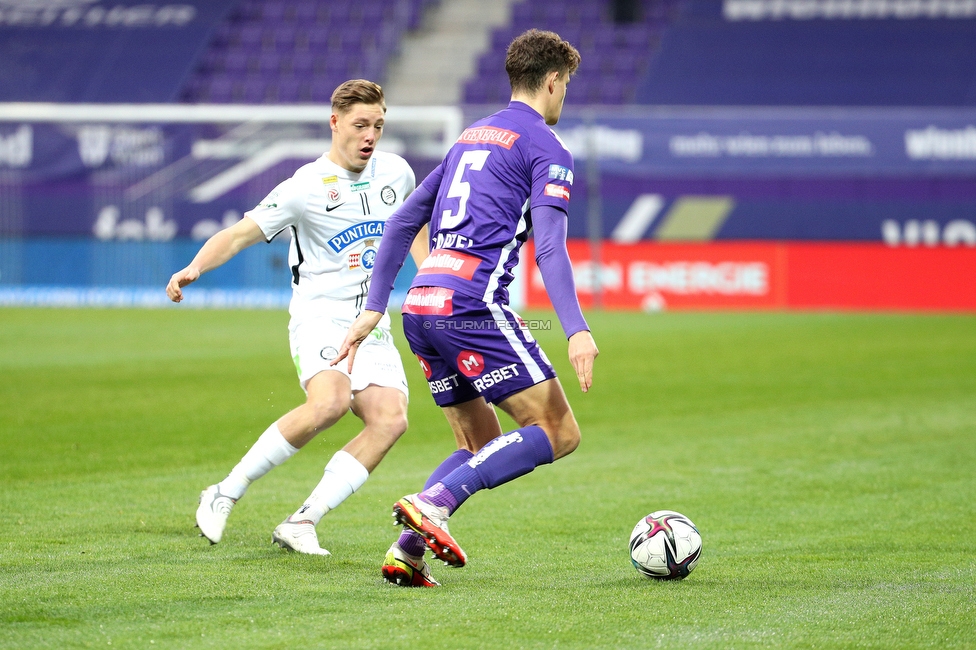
[0,106,975,247]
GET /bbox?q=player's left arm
[533,204,598,392]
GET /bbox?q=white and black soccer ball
[629,510,702,580]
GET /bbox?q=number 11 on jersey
[441,149,491,229]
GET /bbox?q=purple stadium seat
[617,24,653,50]
[235,24,263,50]
[328,4,352,23]
[477,51,503,77]
[289,51,315,75]
[294,1,320,23]
[277,76,303,103]
[341,29,364,50]
[258,52,283,75]
[211,23,234,47]
[270,25,299,52]
[223,50,249,74]
[241,77,267,103]
[261,0,287,22]
[307,28,341,52]
[464,78,490,104]
[181,0,408,104]
[200,49,224,74]
[598,78,627,104]
[207,76,234,103]
[610,51,640,76]
[231,0,263,22]
[310,76,341,102]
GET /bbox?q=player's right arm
[166,216,265,302]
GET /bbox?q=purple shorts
[402,287,557,407]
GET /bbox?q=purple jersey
[411,101,575,305]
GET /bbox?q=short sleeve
[529,132,575,212]
[245,176,308,241]
[404,161,417,196]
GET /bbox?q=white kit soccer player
[167,80,428,557]
[253,149,416,354]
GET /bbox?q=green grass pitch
[2,307,974,648]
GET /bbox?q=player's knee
[554,418,581,459]
[367,403,409,441]
[307,398,349,431]
[381,411,409,439]
[540,412,580,460]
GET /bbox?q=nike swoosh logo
[326,203,345,212]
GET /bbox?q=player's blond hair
[505,29,581,94]
[331,79,386,114]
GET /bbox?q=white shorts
[288,314,409,399]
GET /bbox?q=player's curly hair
[331,79,386,114]
[505,29,581,94]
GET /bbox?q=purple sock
[397,448,473,557]
[421,426,554,514]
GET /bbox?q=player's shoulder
[490,105,571,157]
[290,158,330,187]
[369,150,413,177]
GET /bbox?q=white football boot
[271,518,331,556]
[195,484,236,544]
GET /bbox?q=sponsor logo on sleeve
[258,190,279,209]
[457,127,520,149]
[548,164,574,184]
[544,183,571,201]
[415,250,482,280]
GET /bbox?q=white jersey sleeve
[246,176,309,241]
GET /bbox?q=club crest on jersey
[323,175,341,202]
[548,164,574,184]
[328,220,385,252]
[380,185,397,205]
[361,245,377,271]
[544,183,571,201]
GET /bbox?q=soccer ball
[629,510,702,580]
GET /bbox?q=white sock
[291,450,369,525]
[218,423,299,500]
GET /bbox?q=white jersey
[246,151,416,325]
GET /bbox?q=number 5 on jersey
[441,150,491,230]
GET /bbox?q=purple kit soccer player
[335,29,599,587]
